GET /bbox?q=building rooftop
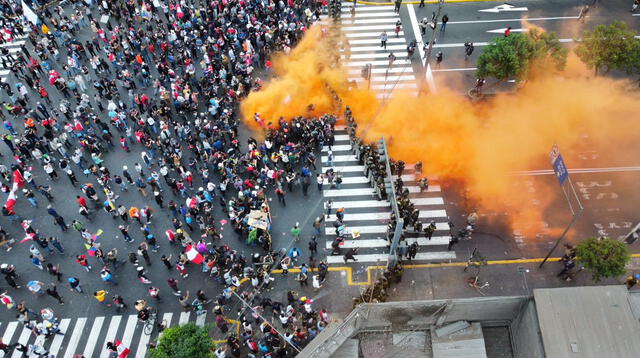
[299,286,640,358]
[534,286,640,358]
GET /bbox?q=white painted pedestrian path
[0,310,214,358]
[335,5,418,98]
[321,127,455,265]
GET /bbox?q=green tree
[575,237,631,282]
[575,21,638,75]
[148,323,215,358]
[476,30,567,82]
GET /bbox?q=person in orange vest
[129,206,142,224]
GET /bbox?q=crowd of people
[0,0,341,356]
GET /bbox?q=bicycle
[467,275,489,295]
[142,307,158,335]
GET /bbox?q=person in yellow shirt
[41,24,49,35]
[94,290,108,304]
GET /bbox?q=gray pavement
[0,0,639,356]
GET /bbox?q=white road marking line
[334,134,350,141]
[346,31,405,38]
[346,59,412,67]
[1,322,18,346]
[487,27,527,34]
[63,317,87,358]
[48,319,71,356]
[343,52,409,59]
[120,315,138,349]
[349,37,406,45]
[0,40,25,48]
[83,316,105,358]
[406,185,441,193]
[478,4,528,13]
[342,18,400,25]
[134,331,151,358]
[324,176,369,185]
[347,44,407,52]
[329,199,391,209]
[179,311,191,325]
[407,4,430,92]
[448,16,578,25]
[348,67,410,74]
[322,144,351,151]
[432,38,576,49]
[322,154,358,162]
[432,67,477,72]
[323,187,375,197]
[99,316,123,358]
[326,209,447,222]
[196,311,207,327]
[411,197,445,206]
[321,165,365,173]
[372,82,417,90]
[11,327,32,358]
[326,251,455,264]
[325,236,450,249]
[351,75,416,82]
[342,24,400,32]
[159,312,173,336]
[341,11,399,18]
[341,5,395,11]
[325,222,450,235]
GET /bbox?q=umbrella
[185,244,204,264]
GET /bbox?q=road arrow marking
[487,27,527,34]
[479,4,528,13]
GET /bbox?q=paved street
[0,0,639,356]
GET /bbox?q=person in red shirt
[76,195,88,209]
[504,27,511,37]
[76,255,92,272]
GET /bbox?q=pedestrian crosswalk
[336,5,418,99]
[0,33,29,83]
[321,125,455,265]
[0,310,222,358]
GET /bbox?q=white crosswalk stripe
[334,5,417,98]
[0,33,30,83]
[322,128,455,265]
[326,251,456,264]
[49,319,71,356]
[0,309,220,358]
[83,316,105,358]
[63,317,87,358]
[100,315,122,358]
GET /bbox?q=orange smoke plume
[240,23,640,237]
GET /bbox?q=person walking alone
[380,31,388,49]
[440,14,449,32]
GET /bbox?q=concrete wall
[510,300,546,358]
[298,296,529,358]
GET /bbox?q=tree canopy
[476,30,567,82]
[148,323,215,358]
[575,237,631,282]
[575,21,639,75]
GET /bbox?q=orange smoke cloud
[240,23,640,237]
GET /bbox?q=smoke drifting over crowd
[240,23,640,235]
